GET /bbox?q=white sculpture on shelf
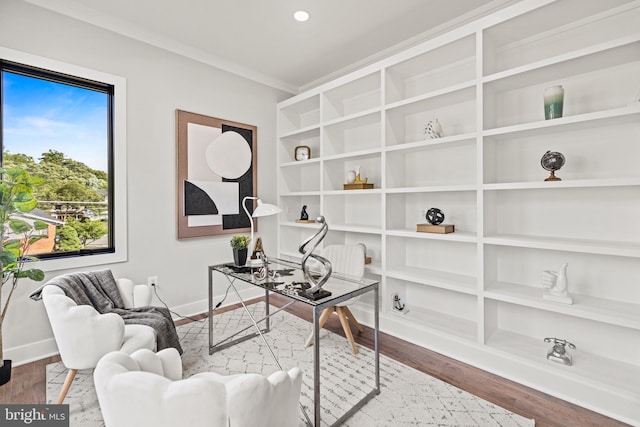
[424,118,444,139]
[541,263,573,304]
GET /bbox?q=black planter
[233,248,248,266]
[0,359,12,386]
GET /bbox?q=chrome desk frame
[208,259,380,427]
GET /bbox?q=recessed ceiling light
[294,10,309,22]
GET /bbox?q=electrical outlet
[147,276,158,288]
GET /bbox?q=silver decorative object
[298,216,332,297]
[544,337,576,366]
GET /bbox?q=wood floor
[0,295,629,427]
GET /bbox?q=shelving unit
[277,0,640,423]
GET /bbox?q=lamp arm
[299,215,331,293]
[242,196,257,254]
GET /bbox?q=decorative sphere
[541,150,565,172]
[426,208,445,225]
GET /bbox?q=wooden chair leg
[342,306,363,334]
[336,307,358,355]
[305,307,333,347]
[57,369,77,404]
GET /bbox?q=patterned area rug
[47,302,535,426]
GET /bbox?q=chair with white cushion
[94,348,303,427]
[305,244,366,354]
[42,278,156,404]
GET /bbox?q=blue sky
[2,71,108,172]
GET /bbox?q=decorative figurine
[417,207,454,234]
[354,166,368,184]
[541,262,573,304]
[544,337,576,366]
[298,216,332,300]
[424,118,444,139]
[250,237,265,264]
[426,207,445,225]
[300,205,309,220]
[541,150,565,181]
[344,166,374,190]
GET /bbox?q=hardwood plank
[0,297,629,427]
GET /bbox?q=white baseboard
[5,338,60,367]
[6,287,264,367]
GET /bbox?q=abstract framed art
[176,110,257,239]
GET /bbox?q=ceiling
[25,0,515,93]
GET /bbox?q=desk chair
[304,244,365,354]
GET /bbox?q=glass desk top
[210,257,379,307]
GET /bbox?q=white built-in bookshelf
[277,0,640,423]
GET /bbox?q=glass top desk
[208,258,380,427]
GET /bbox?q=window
[0,47,127,271]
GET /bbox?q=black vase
[0,359,12,386]
[233,248,248,266]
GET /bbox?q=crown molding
[22,0,298,94]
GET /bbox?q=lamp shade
[253,199,282,217]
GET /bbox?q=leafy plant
[0,168,46,366]
[230,235,250,250]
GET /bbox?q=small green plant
[230,235,250,250]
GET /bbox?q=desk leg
[208,267,214,355]
[265,289,270,332]
[313,305,321,426]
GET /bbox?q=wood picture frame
[176,110,257,239]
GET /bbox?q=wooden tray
[416,223,455,234]
[344,183,374,190]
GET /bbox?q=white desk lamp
[242,196,281,266]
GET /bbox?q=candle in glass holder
[544,85,564,120]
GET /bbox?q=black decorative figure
[300,205,309,220]
[426,208,445,225]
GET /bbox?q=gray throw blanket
[30,270,183,354]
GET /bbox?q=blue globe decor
[426,208,445,225]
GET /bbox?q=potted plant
[230,235,250,266]
[0,168,46,386]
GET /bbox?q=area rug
[47,302,535,426]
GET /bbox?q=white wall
[0,0,291,364]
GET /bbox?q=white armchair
[42,278,156,404]
[94,348,303,427]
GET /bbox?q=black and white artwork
[176,110,257,239]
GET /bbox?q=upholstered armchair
[42,278,156,404]
[94,348,303,427]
